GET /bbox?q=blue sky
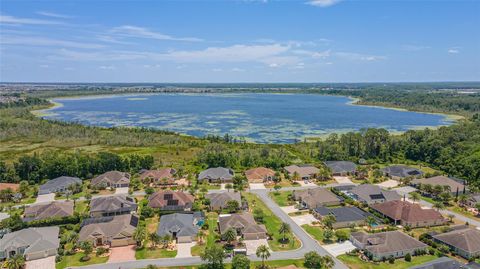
[1,0,479,83]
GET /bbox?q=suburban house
[370,200,447,228]
[245,167,276,183]
[79,214,138,247]
[411,257,467,269]
[38,176,82,195]
[89,195,137,217]
[157,212,204,243]
[381,165,423,180]
[350,230,427,261]
[431,226,480,259]
[205,192,242,211]
[218,213,267,240]
[313,206,376,228]
[348,184,401,205]
[324,161,357,176]
[411,176,467,194]
[139,168,177,186]
[292,188,342,209]
[198,167,234,183]
[0,226,60,261]
[23,201,74,222]
[284,164,319,181]
[0,183,19,192]
[91,171,131,189]
[467,193,480,208]
[148,190,194,211]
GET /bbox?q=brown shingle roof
[351,230,427,255]
[79,214,137,242]
[24,201,74,221]
[412,176,465,192]
[147,190,194,208]
[218,213,267,235]
[284,165,319,178]
[432,227,480,254]
[371,200,445,223]
[139,168,176,182]
[245,167,275,182]
[293,188,341,208]
[91,171,130,186]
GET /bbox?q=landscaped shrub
[405,253,412,262]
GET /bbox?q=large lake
[41,93,453,143]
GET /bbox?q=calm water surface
[42,93,453,143]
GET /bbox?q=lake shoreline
[32,92,460,143]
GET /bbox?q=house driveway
[107,245,136,263]
[26,256,55,269]
[280,206,298,214]
[35,193,55,204]
[249,183,266,190]
[244,239,269,255]
[176,242,196,258]
[333,176,353,185]
[376,179,399,189]
[323,241,357,257]
[115,187,129,195]
[290,214,317,226]
[298,181,317,187]
[393,186,417,196]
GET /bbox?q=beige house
[79,214,138,247]
[292,188,342,209]
[0,227,59,261]
[432,226,480,259]
[219,213,267,240]
[284,165,319,181]
[245,167,276,183]
[23,201,74,222]
[91,171,130,188]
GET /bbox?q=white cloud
[448,48,460,54]
[335,52,386,61]
[0,14,63,25]
[402,44,431,51]
[54,49,146,61]
[293,49,331,58]
[231,67,245,72]
[39,64,49,68]
[1,36,105,49]
[307,0,342,7]
[111,25,203,42]
[99,65,115,70]
[36,11,72,19]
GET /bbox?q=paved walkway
[323,241,357,257]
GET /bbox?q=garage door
[111,239,131,247]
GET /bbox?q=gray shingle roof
[218,213,267,235]
[351,230,427,255]
[89,195,137,215]
[157,213,198,238]
[381,165,423,178]
[324,161,357,174]
[293,188,342,208]
[198,167,234,181]
[91,171,130,187]
[412,176,465,192]
[23,201,74,222]
[205,192,241,209]
[432,227,480,254]
[38,176,82,195]
[79,214,138,242]
[349,184,401,204]
[314,206,374,223]
[0,227,60,256]
[410,257,464,269]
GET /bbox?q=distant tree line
[0,151,154,183]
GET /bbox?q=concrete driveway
[35,193,55,204]
[393,186,417,196]
[290,214,317,226]
[26,256,55,269]
[115,187,129,195]
[323,241,357,257]
[280,205,298,214]
[298,181,317,187]
[376,179,399,189]
[333,176,353,185]
[244,239,269,255]
[108,245,136,263]
[249,183,266,190]
[176,242,196,258]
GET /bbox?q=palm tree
[322,255,335,269]
[278,222,290,242]
[149,232,160,248]
[2,255,25,269]
[256,244,270,269]
[433,201,445,211]
[410,192,421,203]
[133,226,146,247]
[222,228,237,246]
[366,216,376,230]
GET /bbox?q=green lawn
[74,200,88,214]
[135,247,177,259]
[268,190,294,206]
[338,254,437,269]
[302,225,351,244]
[243,192,300,251]
[56,253,109,269]
[191,212,218,256]
[142,259,306,269]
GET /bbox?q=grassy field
[243,192,301,251]
[301,225,351,244]
[135,247,177,259]
[56,253,109,269]
[269,190,294,206]
[191,212,219,256]
[74,200,88,214]
[338,254,437,269]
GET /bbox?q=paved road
[416,199,480,227]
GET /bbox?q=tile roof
[139,168,176,182]
[351,230,427,255]
[23,201,74,222]
[432,227,480,254]
[324,161,357,174]
[371,200,445,223]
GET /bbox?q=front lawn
[337,254,437,269]
[56,253,109,269]
[268,190,294,206]
[302,225,351,244]
[74,200,88,214]
[243,193,300,251]
[135,247,177,259]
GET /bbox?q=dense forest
[0,84,479,189]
